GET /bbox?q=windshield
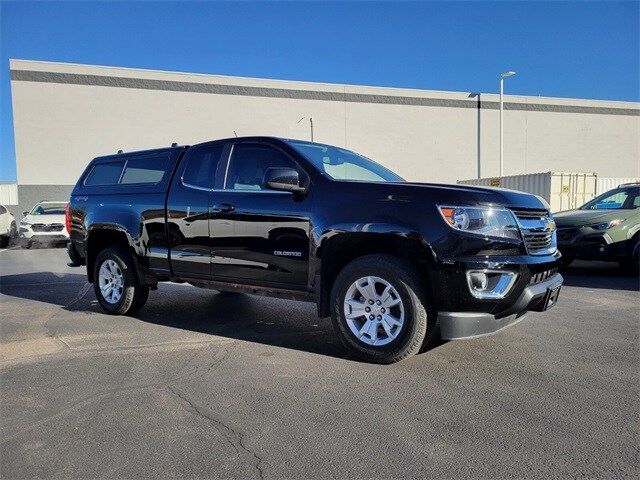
[286,141,404,183]
[30,203,67,215]
[580,186,640,210]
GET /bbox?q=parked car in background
[66,137,563,363]
[19,201,69,248]
[0,205,17,247]
[555,183,640,273]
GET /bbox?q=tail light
[65,203,72,233]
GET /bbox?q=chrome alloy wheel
[98,259,124,304]
[343,276,405,346]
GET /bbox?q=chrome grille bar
[510,208,557,255]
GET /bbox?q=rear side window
[84,162,125,186]
[182,144,225,189]
[120,156,169,184]
[84,155,169,186]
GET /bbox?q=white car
[0,205,17,247]
[19,201,69,248]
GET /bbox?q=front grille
[31,223,64,232]
[529,267,559,285]
[523,232,553,253]
[510,207,556,255]
[510,208,549,221]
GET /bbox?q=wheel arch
[85,226,149,284]
[315,231,436,318]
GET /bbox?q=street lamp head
[500,71,517,79]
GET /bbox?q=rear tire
[330,254,435,364]
[93,247,149,315]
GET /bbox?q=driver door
[209,142,312,288]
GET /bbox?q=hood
[399,182,550,210]
[22,214,66,224]
[553,209,625,227]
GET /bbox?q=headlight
[438,205,520,240]
[587,219,625,230]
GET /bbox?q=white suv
[0,205,16,247]
[19,201,69,248]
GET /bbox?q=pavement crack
[207,340,238,374]
[1,381,160,444]
[49,334,71,351]
[167,339,238,382]
[38,283,93,351]
[166,384,264,479]
[63,282,93,310]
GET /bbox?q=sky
[0,1,638,182]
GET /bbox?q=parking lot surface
[1,247,638,479]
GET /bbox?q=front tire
[93,247,149,315]
[619,236,639,276]
[330,254,435,364]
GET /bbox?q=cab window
[225,144,299,191]
[182,143,225,190]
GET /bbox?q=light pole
[499,71,516,176]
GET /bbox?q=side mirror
[23,211,29,216]
[263,167,307,194]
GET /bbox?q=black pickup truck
[67,136,562,363]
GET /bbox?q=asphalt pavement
[1,247,638,479]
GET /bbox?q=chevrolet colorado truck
[67,137,563,363]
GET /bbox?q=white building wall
[8,59,640,214]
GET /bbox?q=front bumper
[19,228,69,243]
[438,273,563,340]
[558,232,628,260]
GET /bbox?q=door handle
[211,203,235,213]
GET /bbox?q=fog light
[466,270,518,299]
[468,271,488,291]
